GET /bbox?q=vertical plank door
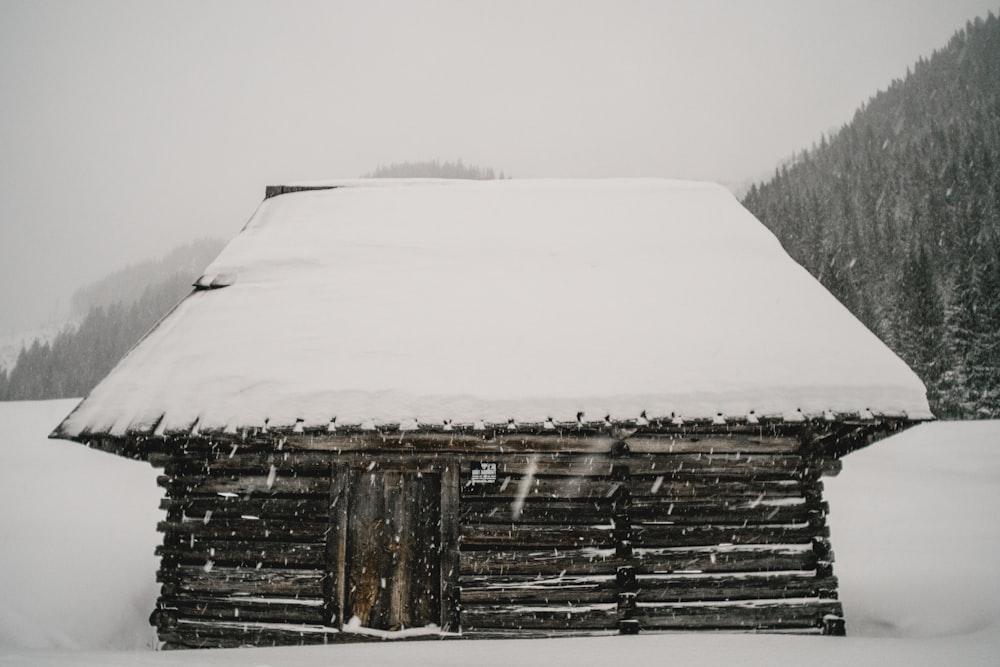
[342,470,442,631]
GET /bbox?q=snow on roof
[55,178,931,439]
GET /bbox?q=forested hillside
[0,244,221,401]
[70,239,223,316]
[742,13,1000,418]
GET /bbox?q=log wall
[147,427,845,648]
[153,450,337,648]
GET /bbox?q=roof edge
[50,413,929,462]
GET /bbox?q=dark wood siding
[149,427,845,648]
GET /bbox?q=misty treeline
[364,159,509,180]
[70,240,224,317]
[0,240,223,401]
[742,13,1000,418]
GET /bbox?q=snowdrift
[1,399,998,665]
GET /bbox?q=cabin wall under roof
[147,426,855,649]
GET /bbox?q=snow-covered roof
[54,178,931,439]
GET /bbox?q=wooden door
[341,469,442,631]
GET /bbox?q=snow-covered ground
[1,400,998,665]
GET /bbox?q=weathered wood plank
[326,463,348,629]
[460,524,614,549]
[161,497,329,521]
[440,462,462,633]
[286,432,619,453]
[636,599,842,630]
[636,574,839,603]
[459,585,618,606]
[461,500,612,524]
[458,628,620,640]
[159,621,340,649]
[161,453,336,476]
[157,474,330,497]
[460,575,618,605]
[159,620,453,649]
[619,453,805,475]
[631,523,828,548]
[157,566,326,597]
[159,597,327,624]
[158,519,329,542]
[460,548,621,576]
[156,541,327,568]
[461,604,618,630]
[632,546,818,574]
[627,501,820,526]
[624,436,801,455]
[626,478,806,500]
[165,449,818,479]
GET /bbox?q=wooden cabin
[52,179,931,648]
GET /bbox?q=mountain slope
[742,12,1000,418]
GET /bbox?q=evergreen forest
[0,241,222,401]
[742,13,1000,418]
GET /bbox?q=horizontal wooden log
[626,478,807,500]
[158,519,329,542]
[159,597,327,624]
[457,628,619,640]
[624,436,801,455]
[460,548,622,576]
[160,497,329,522]
[287,432,620,453]
[179,452,615,476]
[636,573,839,603]
[159,621,340,649]
[282,432,803,455]
[460,524,614,549]
[460,575,618,605]
[460,604,618,630]
[619,454,806,478]
[627,500,822,526]
[631,523,828,548]
[460,587,616,606]
[157,474,330,497]
[632,545,818,574]
[160,453,334,476]
[459,546,825,579]
[461,500,612,524]
[459,500,821,527]
[161,449,824,480]
[156,541,327,568]
[635,599,843,630]
[158,566,326,597]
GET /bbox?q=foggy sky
[1,0,997,334]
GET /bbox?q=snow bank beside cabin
[826,419,1000,639]
[0,400,162,651]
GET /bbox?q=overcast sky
[1,0,996,333]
